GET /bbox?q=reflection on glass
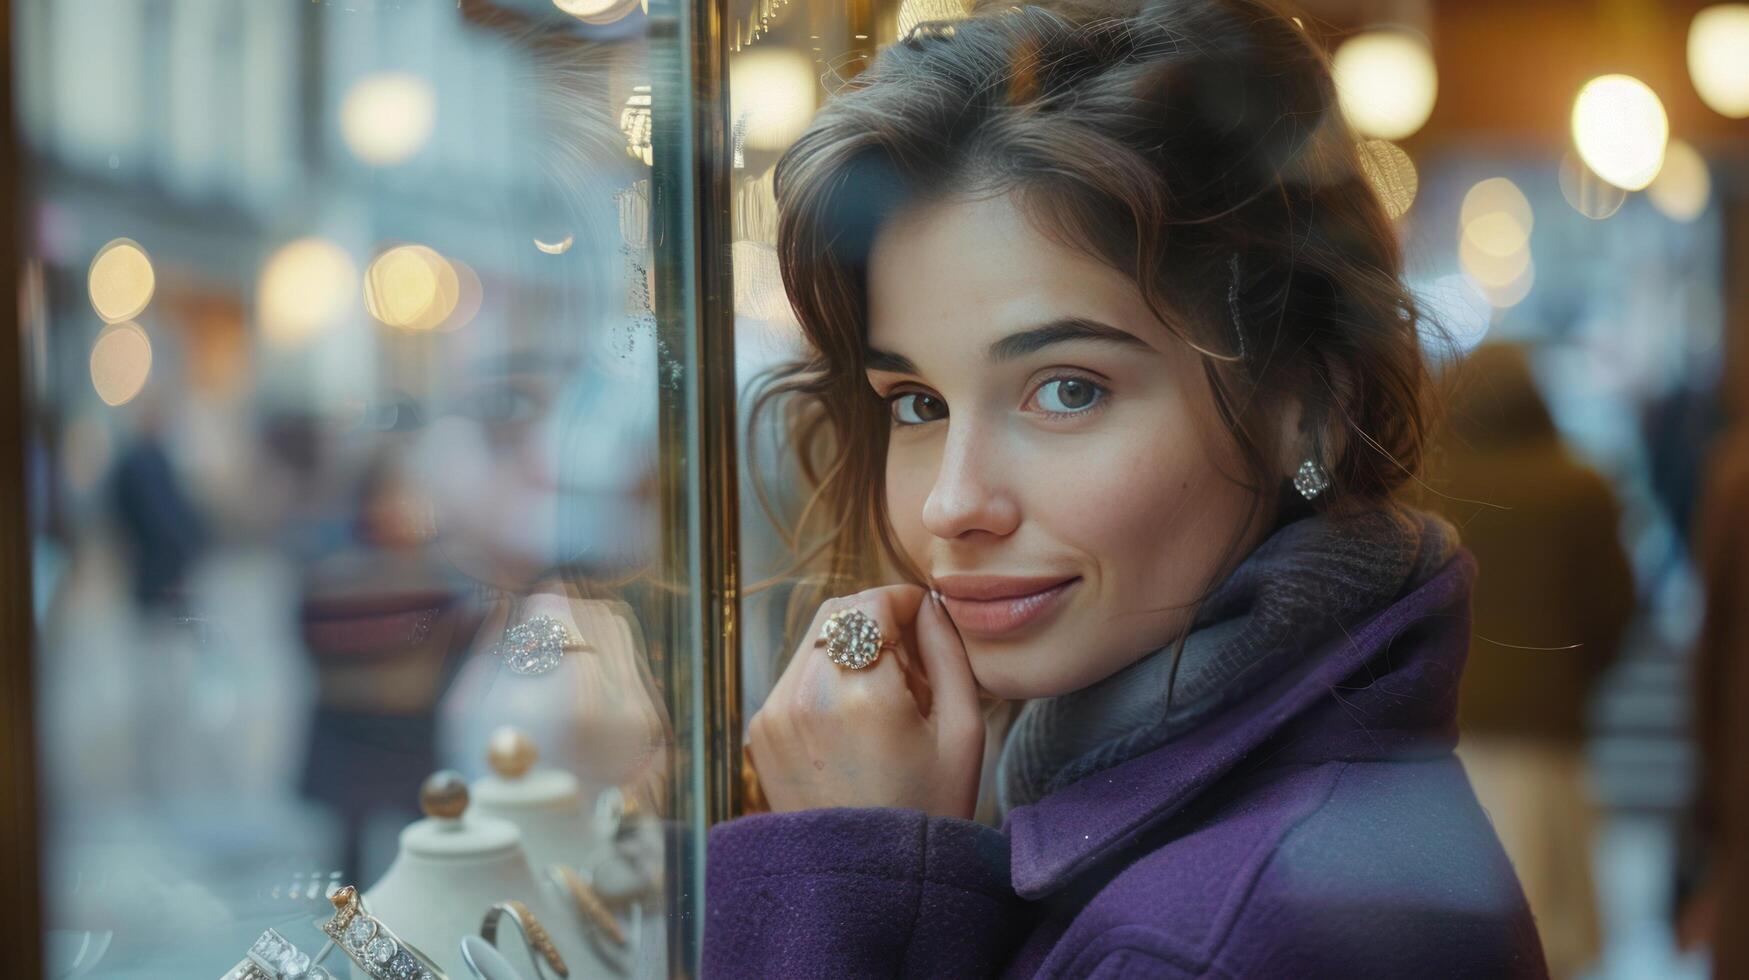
[20,0,695,976]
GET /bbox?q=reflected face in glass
[867,193,1267,700]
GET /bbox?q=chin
[966,643,1091,702]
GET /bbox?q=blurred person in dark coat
[1424,342,1636,978]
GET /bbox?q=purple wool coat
[703,551,1549,978]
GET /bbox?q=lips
[933,574,1080,639]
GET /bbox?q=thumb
[914,589,980,726]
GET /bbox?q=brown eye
[890,392,948,425]
[1032,377,1105,414]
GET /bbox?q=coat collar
[1000,550,1476,899]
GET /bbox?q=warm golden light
[1460,178,1533,253]
[90,322,152,406]
[364,244,458,331]
[1478,257,1535,309]
[1689,4,1749,118]
[88,238,155,324]
[1356,140,1418,219]
[1647,138,1712,222]
[897,0,967,36]
[1459,233,1531,289]
[730,50,817,152]
[1332,30,1438,141]
[258,237,357,348]
[1572,74,1668,191]
[553,0,640,25]
[340,72,437,167]
[1558,152,1627,220]
[620,86,653,167]
[1458,178,1534,309]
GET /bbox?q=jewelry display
[548,865,627,947]
[480,901,569,980]
[813,607,894,669]
[221,929,337,980]
[458,936,529,980]
[322,886,448,980]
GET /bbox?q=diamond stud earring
[1293,458,1330,500]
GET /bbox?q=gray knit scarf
[995,502,1461,815]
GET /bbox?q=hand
[745,585,984,819]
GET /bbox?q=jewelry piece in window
[481,900,570,979]
[1294,458,1331,500]
[548,864,628,947]
[813,607,894,670]
[495,614,590,676]
[221,928,336,980]
[322,885,447,980]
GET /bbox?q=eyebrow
[864,316,1152,375]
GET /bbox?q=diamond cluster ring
[813,608,894,670]
[495,614,589,676]
[322,885,447,980]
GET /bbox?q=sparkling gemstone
[367,936,398,965]
[388,950,421,979]
[502,615,570,675]
[345,916,375,949]
[277,947,312,978]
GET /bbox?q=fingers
[767,585,928,728]
[914,589,981,730]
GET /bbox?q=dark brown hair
[748,0,1444,646]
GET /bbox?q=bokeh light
[1459,178,1535,309]
[1420,274,1493,354]
[257,237,358,348]
[1571,74,1669,191]
[1647,138,1712,223]
[730,50,817,152]
[1688,4,1749,118]
[621,86,653,167]
[1332,30,1439,141]
[89,322,153,406]
[88,238,155,324]
[1460,178,1533,253]
[340,72,437,167]
[533,235,574,255]
[364,244,459,332]
[1356,139,1419,219]
[553,0,641,26]
[897,0,968,36]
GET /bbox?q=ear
[1274,360,1354,480]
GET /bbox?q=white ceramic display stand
[355,811,603,980]
[471,767,588,875]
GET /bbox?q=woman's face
[867,192,1277,700]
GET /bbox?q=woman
[710,0,1547,976]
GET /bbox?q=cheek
[884,441,936,563]
[1053,415,1251,605]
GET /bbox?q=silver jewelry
[812,607,893,670]
[221,929,336,980]
[1294,458,1331,500]
[481,901,570,979]
[322,885,447,980]
[1226,252,1249,362]
[495,613,588,676]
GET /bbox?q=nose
[920,418,1021,541]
